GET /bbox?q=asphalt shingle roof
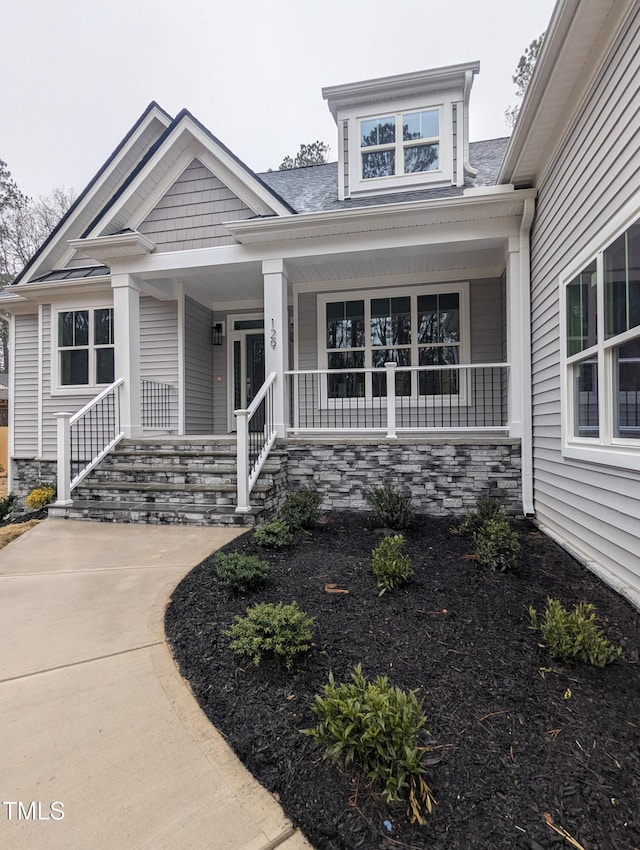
[258,138,509,214]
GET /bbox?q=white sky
[2,0,555,199]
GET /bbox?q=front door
[230,327,265,431]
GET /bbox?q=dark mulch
[165,513,640,850]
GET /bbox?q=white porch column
[506,237,524,440]
[262,258,289,437]
[111,273,142,438]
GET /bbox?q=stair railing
[54,378,125,505]
[235,371,277,513]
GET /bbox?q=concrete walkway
[0,520,313,850]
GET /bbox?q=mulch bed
[165,513,640,850]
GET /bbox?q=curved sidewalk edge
[149,573,315,850]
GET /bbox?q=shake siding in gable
[184,297,214,434]
[140,297,179,432]
[529,12,640,594]
[138,158,254,252]
[13,314,39,457]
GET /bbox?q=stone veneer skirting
[283,437,522,516]
[10,459,58,501]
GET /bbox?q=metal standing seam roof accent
[31,266,110,283]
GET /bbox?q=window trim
[358,106,443,184]
[560,201,640,471]
[52,304,115,395]
[317,282,470,406]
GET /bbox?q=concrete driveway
[0,520,313,850]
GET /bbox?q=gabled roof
[13,102,173,285]
[79,109,296,241]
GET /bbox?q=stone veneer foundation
[283,437,522,516]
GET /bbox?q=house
[1,0,638,607]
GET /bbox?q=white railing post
[54,412,73,506]
[385,362,397,439]
[235,408,250,513]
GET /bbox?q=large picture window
[58,307,114,388]
[563,215,640,458]
[321,285,466,400]
[360,109,440,180]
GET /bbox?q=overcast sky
[2,0,555,199]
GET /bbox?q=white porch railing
[235,371,278,513]
[286,362,510,436]
[54,378,125,505]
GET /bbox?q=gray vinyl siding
[529,10,640,596]
[140,297,179,433]
[138,158,254,251]
[184,297,214,434]
[41,305,91,458]
[12,314,39,457]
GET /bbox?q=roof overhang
[68,230,155,264]
[499,0,637,186]
[224,187,536,245]
[322,62,480,121]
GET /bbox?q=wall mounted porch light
[212,322,224,345]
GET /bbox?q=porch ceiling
[143,239,507,308]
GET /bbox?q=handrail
[286,363,510,375]
[235,372,278,513]
[54,379,125,505]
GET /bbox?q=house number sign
[270,318,277,349]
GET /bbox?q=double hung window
[360,109,440,180]
[322,286,464,400]
[564,215,640,458]
[57,307,114,388]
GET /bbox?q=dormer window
[360,110,440,180]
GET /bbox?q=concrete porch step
[48,500,260,527]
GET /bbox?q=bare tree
[0,160,75,370]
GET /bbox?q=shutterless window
[565,217,640,444]
[360,109,439,180]
[58,308,114,387]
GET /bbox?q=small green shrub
[253,519,293,549]
[529,598,622,667]
[473,517,520,571]
[214,552,269,594]
[0,493,16,521]
[365,483,414,530]
[224,601,314,670]
[303,664,435,823]
[451,496,505,536]
[25,485,56,510]
[372,534,413,595]
[280,487,322,530]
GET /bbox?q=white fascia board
[84,117,292,240]
[115,216,522,280]
[499,0,636,186]
[22,105,172,283]
[68,231,155,263]
[8,278,112,302]
[225,188,537,244]
[323,62,480,120]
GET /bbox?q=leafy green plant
[224,601,314,670]
[529,598,622,667]
[365,483,414,530]
[25,485,56,510]
[0,493,15,521]
[372,534,413,595]
[253,519,293,549]
[213,552,269,594]
[473,517,521,571]
[451,496,504,537]
[303,664,436,823]
[280,487,322,530]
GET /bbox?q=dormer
[322,62,479,200]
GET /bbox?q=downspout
[520,197,535,515]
